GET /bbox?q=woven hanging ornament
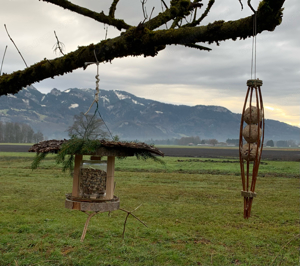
[239,79,265,219]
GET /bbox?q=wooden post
[104,156,115,200]
[72,154,82,210]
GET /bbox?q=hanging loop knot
[85,50,100,115]
[94,72,100,103]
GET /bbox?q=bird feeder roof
[28,139,164,157]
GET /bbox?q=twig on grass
[119,204,148,239]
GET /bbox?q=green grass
[0,153,299,265]
[116,156,299,178]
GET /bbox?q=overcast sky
[1,0,299,127]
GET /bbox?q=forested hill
[0,86,299,142]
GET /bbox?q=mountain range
[0,85,299,142]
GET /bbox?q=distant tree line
[226,139,298,147]
[175,136,201,145]
[146,136,220,146]
[258,139,298,147]
[226,139,239,146]
[0,121,44,143]
[269,140,298,147]
[147,137,299,147]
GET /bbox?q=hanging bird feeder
[238,1,266,219]
[239,79,265,219]
[28,48,166,241]
[29,139,164,240]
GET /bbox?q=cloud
[1,0,299,127]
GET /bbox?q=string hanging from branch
[84,50,114,140]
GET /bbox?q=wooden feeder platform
[65,194,120,212]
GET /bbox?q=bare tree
[67,112,109,140]
[0,0,285,96]
[33,131,44,143]
[208,138,218,146]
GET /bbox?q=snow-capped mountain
[0,86,299,141]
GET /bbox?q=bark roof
[28,139,164,156]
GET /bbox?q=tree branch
[239,0,244,10]
[4,24,28,68]
[40,0,131,30]
[171,17,182,29]
[119,205,147,239]
[109,0,120,18]
[0,0,284,95]
[183,0,215,27]
[144,0,200,30]
[0,45,8,76]
[181,43,211,51]
[161,0,168,10]
[53,31,65,55]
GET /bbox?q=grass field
[0,152,299,265]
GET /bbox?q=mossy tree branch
[183,0,215,28]
[182,43,212,51]
[0,0,284,96]
[109,0,120,18]
[144,0,203,30]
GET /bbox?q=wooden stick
[129,212,148,228]
[119,205,148,239]
[80,212,97,242]
[121,212,130,239]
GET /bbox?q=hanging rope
[85,101,114,140]
[249,1,257,80]
[85,50,100,115]
[84,50,114,140]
